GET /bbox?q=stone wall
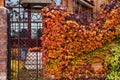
[0,7,8,80]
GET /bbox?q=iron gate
[6,0,43,80]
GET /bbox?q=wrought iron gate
[6,0,43,80]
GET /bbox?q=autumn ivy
[38,4,120,79]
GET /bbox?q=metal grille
[6,0,43,80]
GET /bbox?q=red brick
[0,33,7,42]
[0,61,7,72]
[0,7,7,80]
[0,26,7,33]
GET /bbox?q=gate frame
[6,0,43,80]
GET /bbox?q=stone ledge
[0,72,7,80]
[0,7,8,14]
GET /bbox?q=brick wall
[0,7,8,80]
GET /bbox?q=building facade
[62,0,94,14]
[60,0,95,22]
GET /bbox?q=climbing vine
[37,1,120,79]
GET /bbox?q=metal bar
[18,0,21,80]
[11,8,14,80]
[10,21,42,23]
[5,6,23,8]
[21,0,52,3]
[36,23,39,80]
[7,12,11,80]
[28,9,31,39]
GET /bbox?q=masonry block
[0,7,8,80]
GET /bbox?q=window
[5,0,42,39]
[54,0,62,5]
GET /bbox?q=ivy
[105,44,120,80]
